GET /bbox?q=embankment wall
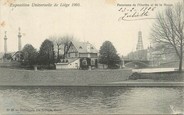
[0,68,132,86]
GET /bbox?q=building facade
[56,41,98,69]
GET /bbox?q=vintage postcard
[0,0,184,114]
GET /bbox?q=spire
[136,31,144,51]
[18,27,22,51]
[4,31,8,54]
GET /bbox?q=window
[82,59,87,65]
[75,53,78,57]
[91,59,95,65]
[79,46,82,49]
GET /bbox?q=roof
[71,41,98,53]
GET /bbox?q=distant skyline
[0,0,181,56]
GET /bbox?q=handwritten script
[118,6,156,21]
[117,3,173,21]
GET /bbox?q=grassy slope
[0,68,132,86]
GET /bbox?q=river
[0,86,183,114]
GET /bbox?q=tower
[18,27,22,51]
[136,31,144,51]
[4,31,8,54]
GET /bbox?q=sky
[0,0,181,56]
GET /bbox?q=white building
[56,41,98,69]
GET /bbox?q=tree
[99,41,121,68]
[50,35,74,61]
[22,44,38,66]
[49,36,63,62]
[38,39,55,67]
[150,1,184,72]
[62,35,73,59]
[3,53,12,60]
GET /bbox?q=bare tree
[49,36,63,62]
[150,1,184,72]
[49,35,74,62]
[62,35,73,59]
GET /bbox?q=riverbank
[129,71,184,82]
[0,68,132,86]
[0,68,184,87]
[94,81,184,86]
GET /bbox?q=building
[55,41,98,69]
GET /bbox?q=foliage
[3,53,12,60]
[99,41,121,69]
[150,1,184,72]
[38,39,55,67]
[49,36,63,62]
[22,44,38,66]
[14,51,24,62]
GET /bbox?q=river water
[0,86,184,114]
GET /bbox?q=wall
[56,63,68,69]
[56,59,80,69]
[79,53,88,57]
[90,53,98,58]
[0,68,132,86]
[68,52,78,58]
[67,59,80,69]
[79,53,98,58]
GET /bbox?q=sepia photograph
[0,0,184,114]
